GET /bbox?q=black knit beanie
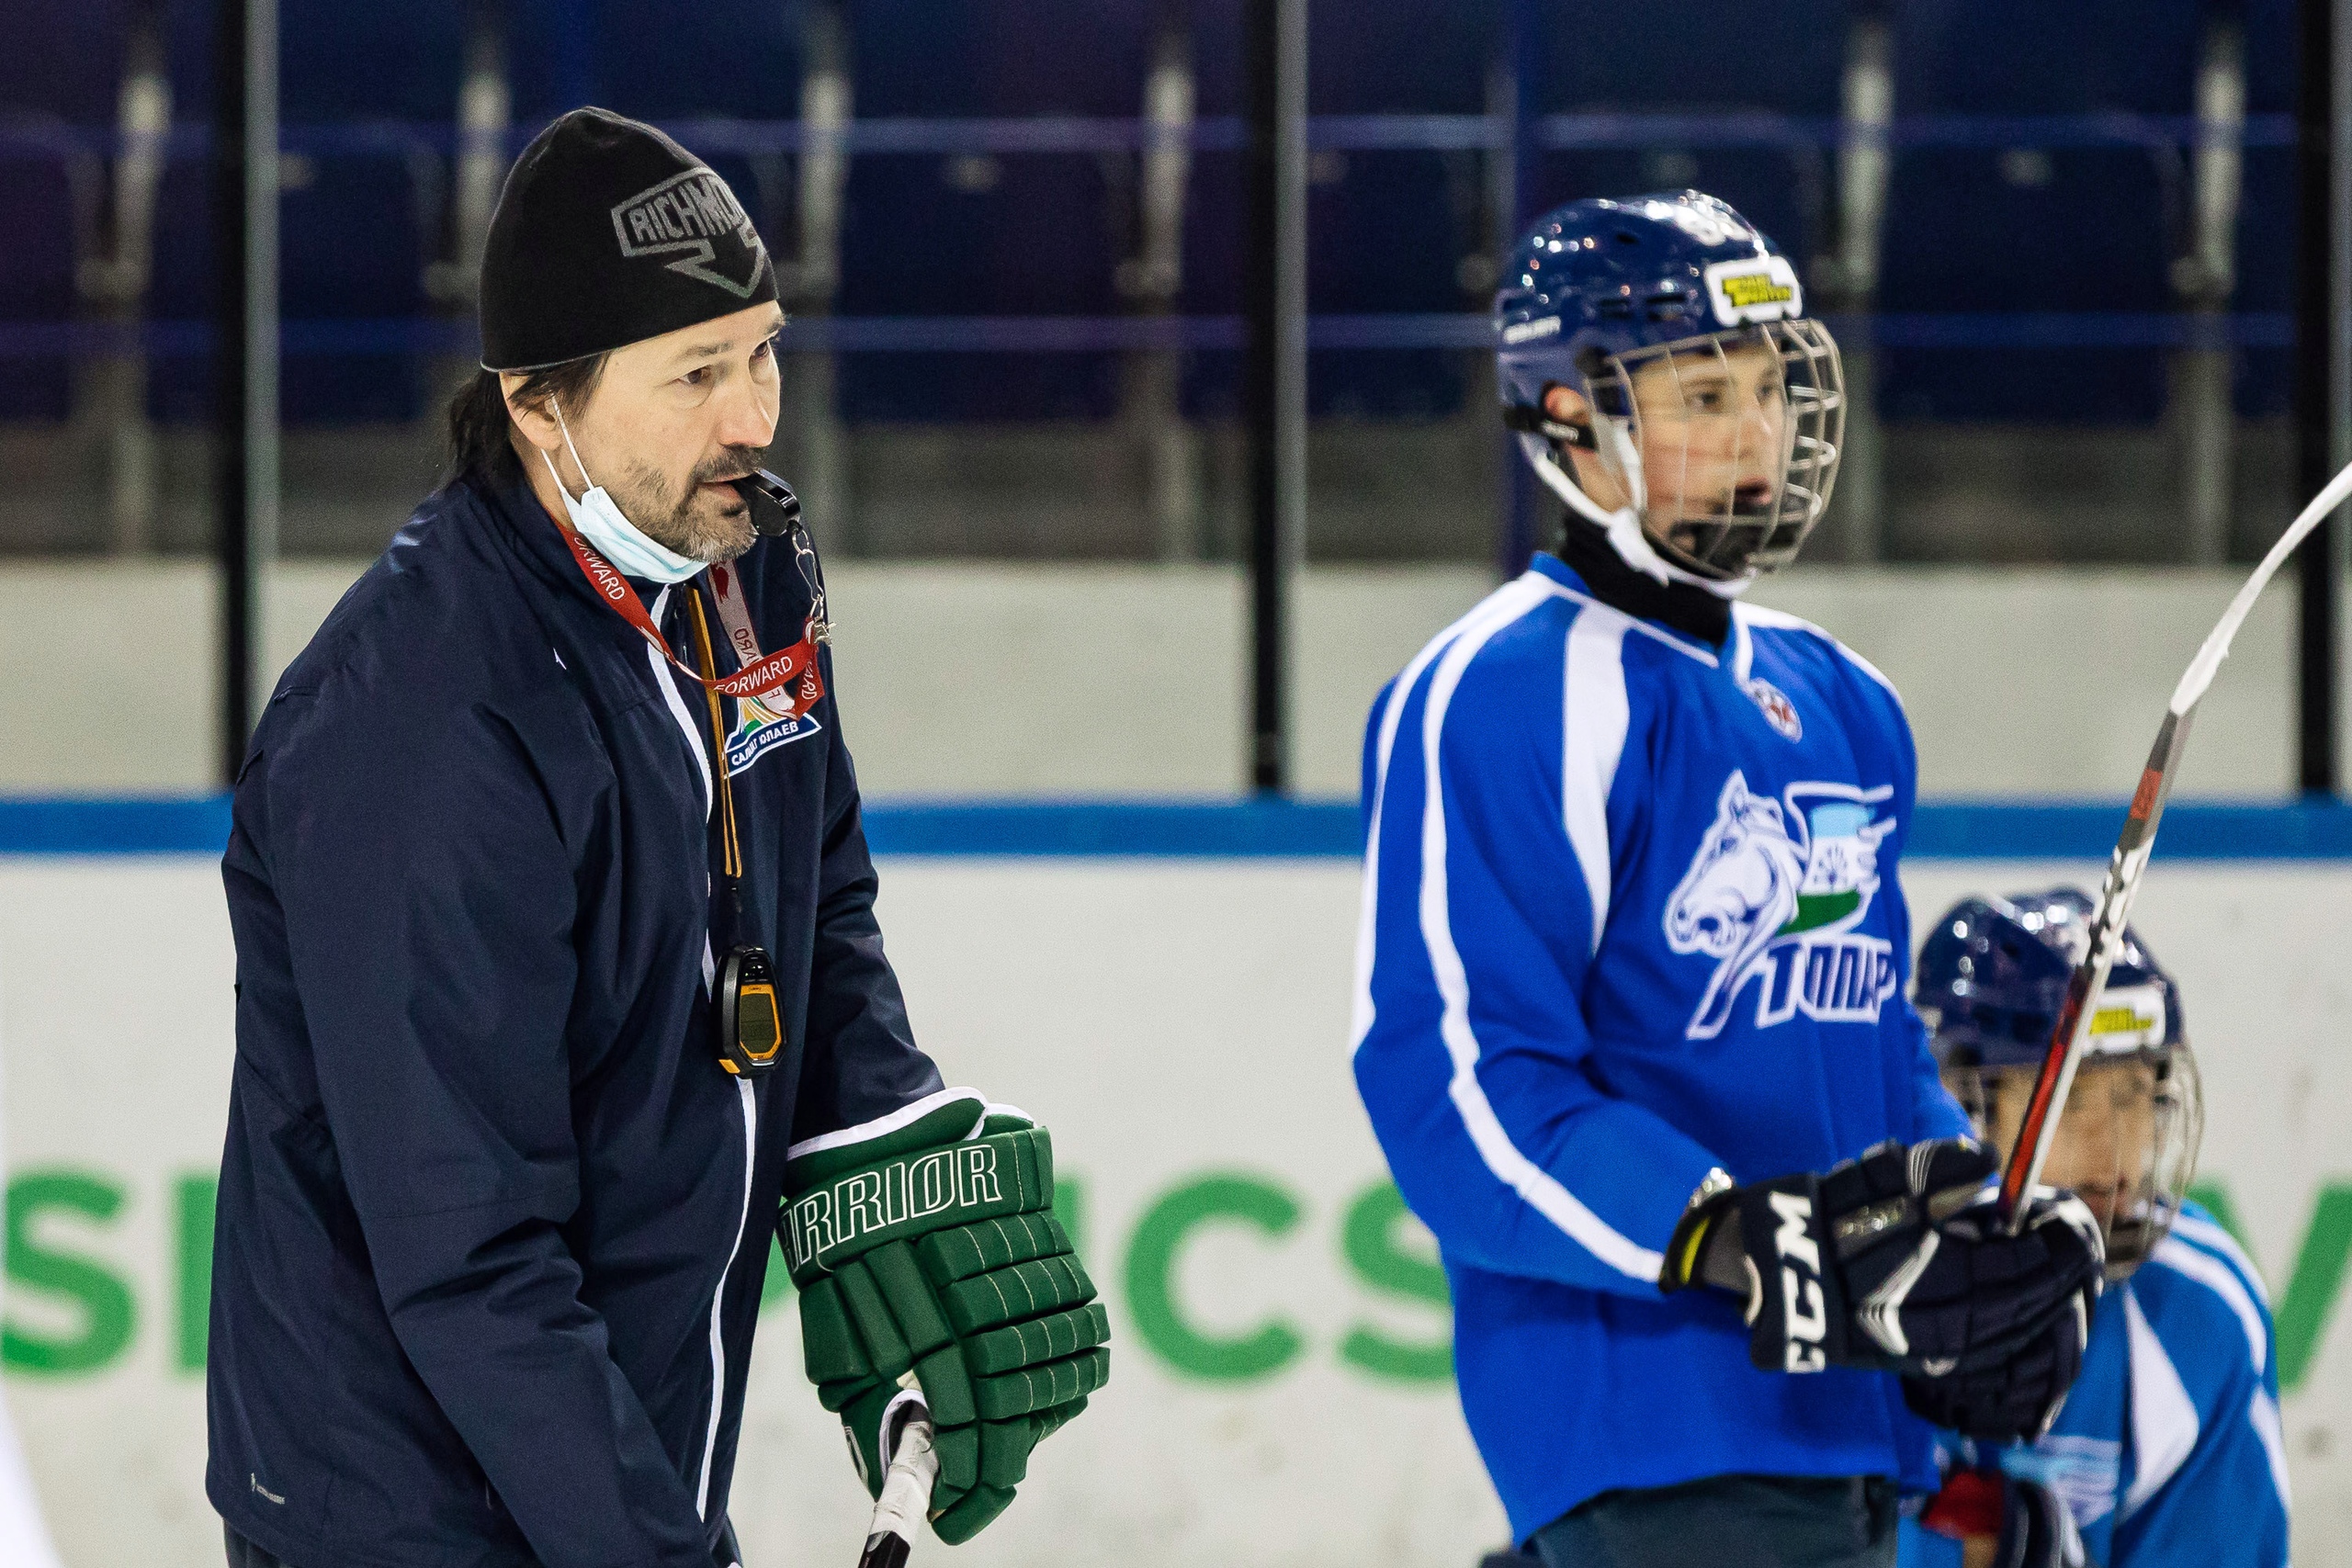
[479,107,777,371]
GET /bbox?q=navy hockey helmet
[1917,888,2201,1275]
[1495,191,1843,583]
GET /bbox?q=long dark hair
[440,355,608,489]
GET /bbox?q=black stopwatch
[715,944,783,1077]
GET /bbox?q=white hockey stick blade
[2170,456,2352,715]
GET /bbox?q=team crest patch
[725,694,821,775]
[1743,676,1803,741]
[1663,771,1900,1038]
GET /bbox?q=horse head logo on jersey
[1664,771,1902,1038]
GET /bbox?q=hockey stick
[854,1400,937,1568]
[1999,454,2352,1232]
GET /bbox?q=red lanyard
[557,524,825,719]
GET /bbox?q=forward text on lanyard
[557,525,826,720]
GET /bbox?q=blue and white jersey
[1899,1203,2290,1568]
[1351,551,1971,1542]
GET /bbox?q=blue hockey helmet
[1495,191,1843,583]
[1917,888,2201,1275]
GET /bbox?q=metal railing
[0,108,2295,367]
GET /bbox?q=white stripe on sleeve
[1416,586,1662,1282]
[2251,1386,2293,1513]
[1561,609,1630,952]
[784,1086,989,1163]
[2152,1235,2271,1377]
[1351,581,1543,1053]
[2168,1213,2273,1307]
[2121,1286,2199,1517]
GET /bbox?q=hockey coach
[208,108,1104,1568]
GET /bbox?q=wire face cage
[1947,1043,2203,1280]
[1589,317,1844,579]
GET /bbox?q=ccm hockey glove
[783,1089,1108,1546]
[1661,1139,2103,1381]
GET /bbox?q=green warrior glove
[783,1089,1109,1545]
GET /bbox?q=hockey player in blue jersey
[1900,890,2289,1568]
[1352,191,2108,1568]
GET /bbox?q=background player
[1901,890,2289,1568]
[1352,190,2104,1568]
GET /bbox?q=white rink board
[1,854,2347,1567]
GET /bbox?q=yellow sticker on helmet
[2085,983,2167,1052]
[1703,255,1803,328]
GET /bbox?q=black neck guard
[1552,523,1732,648]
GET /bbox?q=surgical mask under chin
[1517,431,1755,600]
[542,405,705,584]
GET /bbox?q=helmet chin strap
[1515,433,1756,600]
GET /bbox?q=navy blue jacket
[210,463,943,1567]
